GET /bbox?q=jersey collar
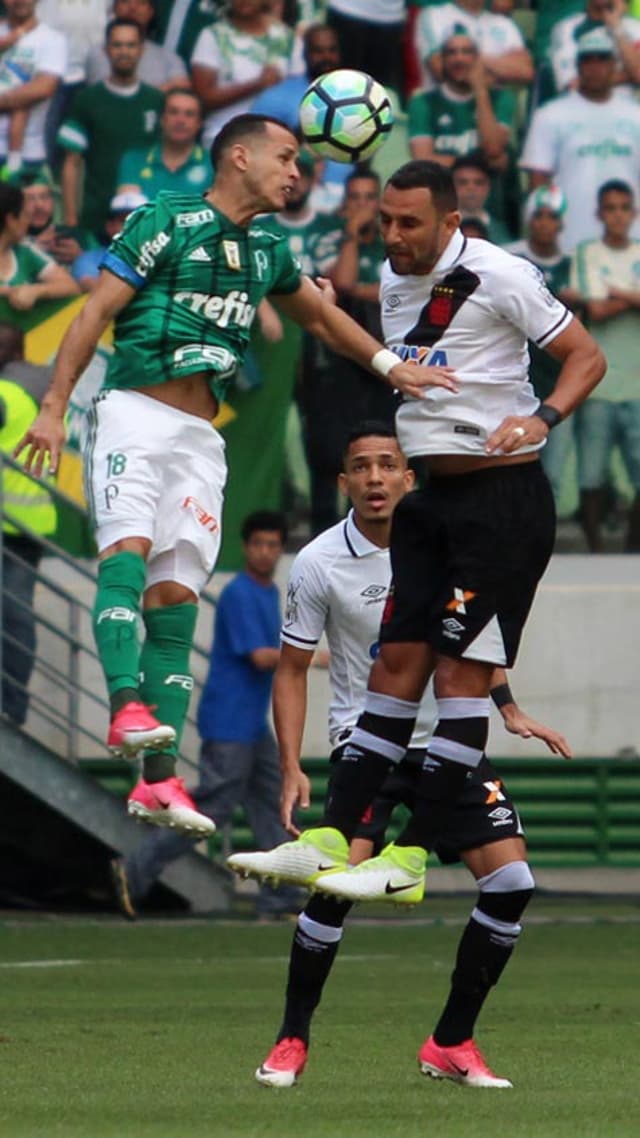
[432,228,466,276]
[343,509,387,558]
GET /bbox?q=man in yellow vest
[0,322,56,725]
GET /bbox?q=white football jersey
[281,510,436,749]
[381,230,572,458]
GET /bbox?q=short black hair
[342,419,399,464]
[386,160,457,213]
[210,113,296,169]
[162,87,204,118]
[598,179,634,205]
[303,21,339,52]
[241,510,288,544]
[0,182,24,230]
[451,152,491,180]
[106,17,143,43]
[345,164,380,190]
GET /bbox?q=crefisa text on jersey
[174,289,256,327]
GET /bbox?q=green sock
[139,603,198,783]
[93,552,146,701]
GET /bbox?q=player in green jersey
[16,114,458,835]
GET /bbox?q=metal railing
[0,452,216,775]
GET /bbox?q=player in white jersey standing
[252,422,570,1090]
[228,160,605,902]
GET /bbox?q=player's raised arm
[273,641,315,834]
[14,272,135,476]
[275,275,458,400]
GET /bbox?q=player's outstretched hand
[13,406,66,477]
[281,768,312,836]
[502,705,573,759]
[485,413,548,455]
[315,276,337,306]
[389,361,458,400]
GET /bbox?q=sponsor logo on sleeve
[135,231,170,276]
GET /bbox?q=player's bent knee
[434,655,494,698]
[476,859,535,924]
[145,542,209,599]
[144,580,198,607]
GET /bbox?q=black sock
[320,746,392,841]
[143,749,176,782]
[395,758,469,848]
[110,687,139,716]
[277,896,351,1046]
[433,916,516,1047]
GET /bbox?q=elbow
[593,345,607,383]
[484,143,506,165]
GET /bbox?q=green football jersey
[261,209,343,278]
[57,82,164,235]
[407,86,514,159]
[102,191,302,403]
[0,240,53,286]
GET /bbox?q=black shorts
[328,748,524,864]
[380,461,555,668]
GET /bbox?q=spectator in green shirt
[18,165,98,269]
[408,30,512,170]
[57,18,163,238]
[116,89,213,201]
[0,181,79,314]
[451,152,511,244]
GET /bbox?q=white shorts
[83,389,227,594]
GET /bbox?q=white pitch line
[0,959,85,969]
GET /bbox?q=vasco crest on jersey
[404,265,480,347]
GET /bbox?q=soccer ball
[299,69,393,164]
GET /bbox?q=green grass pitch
[0,900,638,1138]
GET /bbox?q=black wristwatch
[534,403,562,430]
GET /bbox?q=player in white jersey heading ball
[227,159,605,901]
[250,421,570,1091]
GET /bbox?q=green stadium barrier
[213,757,640,869]
[84,754,640,869]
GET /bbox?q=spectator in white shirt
[548,0,640,99]
[85,0,189,91]
[0,0,67,168]
[415,0,533,92]
[520,24,640,251]
[191,0,293,149]
[570,178,640,551]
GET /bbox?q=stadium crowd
[2,0,640,550]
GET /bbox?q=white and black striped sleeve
[492,252,573,348]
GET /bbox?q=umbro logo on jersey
[488,806,513,825]
[384,294,402,311]
[188,245,212,262]
[442,616,464,638]
[361,584,386,603]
